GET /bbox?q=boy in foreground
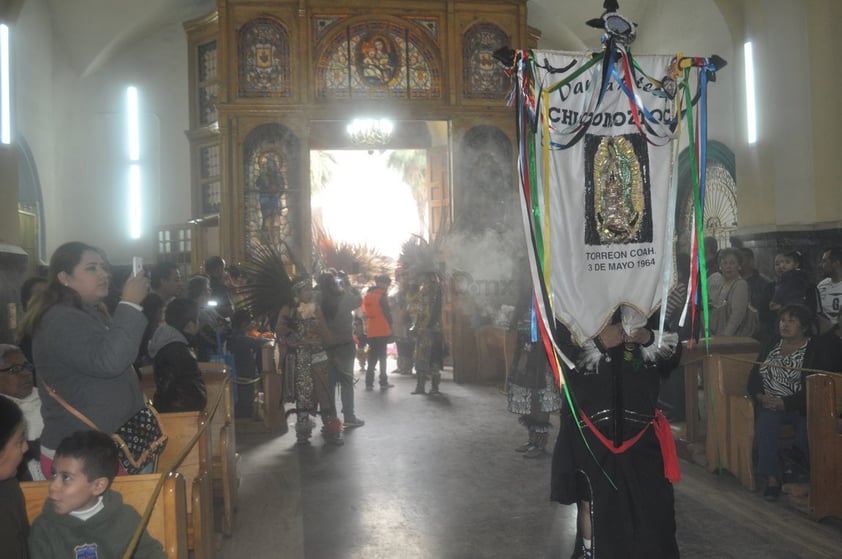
[28,430,165,559]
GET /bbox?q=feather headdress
[238,242,301,328]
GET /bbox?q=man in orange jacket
[361,275,394,390]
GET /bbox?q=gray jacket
[33,302,147,450]
[324,290,362,345]
[147,323,188,359]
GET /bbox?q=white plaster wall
[734,0,816,232]
[14,2,192,267]
[764,0,813,226]
[52,21,192,266]
[634,0,737,151]
[14,0,60,262]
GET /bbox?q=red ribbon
[578,409,650,454]
[578,409,681,483]
[654,409,682,483]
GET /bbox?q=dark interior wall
[733,229,842,284]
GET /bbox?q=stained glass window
[198,41,217,83]
[238,18,291,98]
[200,144,220,179]
[202,181,221,215]
[243,124,300,259]
[199,143,221,216]
[462,23,510,100]
[197,41,218,125]
[315,20,441,100]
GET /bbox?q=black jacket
[149,324,207,412]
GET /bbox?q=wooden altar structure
[183,1,537,382]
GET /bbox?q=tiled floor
[221,368,842,558]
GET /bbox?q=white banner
[526,51,678,345]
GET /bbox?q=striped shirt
[760,341,807,397]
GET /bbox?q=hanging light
[346,118,394,148]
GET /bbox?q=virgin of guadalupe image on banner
[586,134,652,246]
[511,46,723,364]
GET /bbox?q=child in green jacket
[28,430,165,559]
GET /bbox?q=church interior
[1,0,841,557]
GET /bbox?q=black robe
[550,313,682,559]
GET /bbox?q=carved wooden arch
[313,15,444,100]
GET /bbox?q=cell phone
[132,256,144,277]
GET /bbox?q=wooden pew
[141,362,239,536]
[139,364,155,401]
[22,473,188,559]
[703,353,758,491]
[807,373,842,520]
[679,337,760,446]
[156,410,215,559]
[200,363,239,537]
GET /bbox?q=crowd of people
[703,242,842,342]
[2,239,842,558]
[0,239,451,557]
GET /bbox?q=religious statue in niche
[357,34,399,86]
[584,134,653,245]
[255,151,287,247]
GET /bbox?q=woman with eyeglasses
[0,345,43,480]
[18,242,149,478]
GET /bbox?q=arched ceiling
[36,0,726,76]
[43,0,212,76]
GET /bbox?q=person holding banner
[550,310,682,559]
[509,36,724,559]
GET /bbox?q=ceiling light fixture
[346,118,394,148]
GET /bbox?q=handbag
[42,381,168,474]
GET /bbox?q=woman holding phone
[18,242,149,477]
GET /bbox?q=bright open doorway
[310,149,428,265]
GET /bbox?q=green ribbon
[682,68,710,349]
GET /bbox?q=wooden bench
[141,362,239,536]
[139,364,155,401]
[703,353,757,490]
[200,363,239,537]
[807,373,842,520]
[156,410,216,559]
[22,473,188,559]
[679,337,760,445]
